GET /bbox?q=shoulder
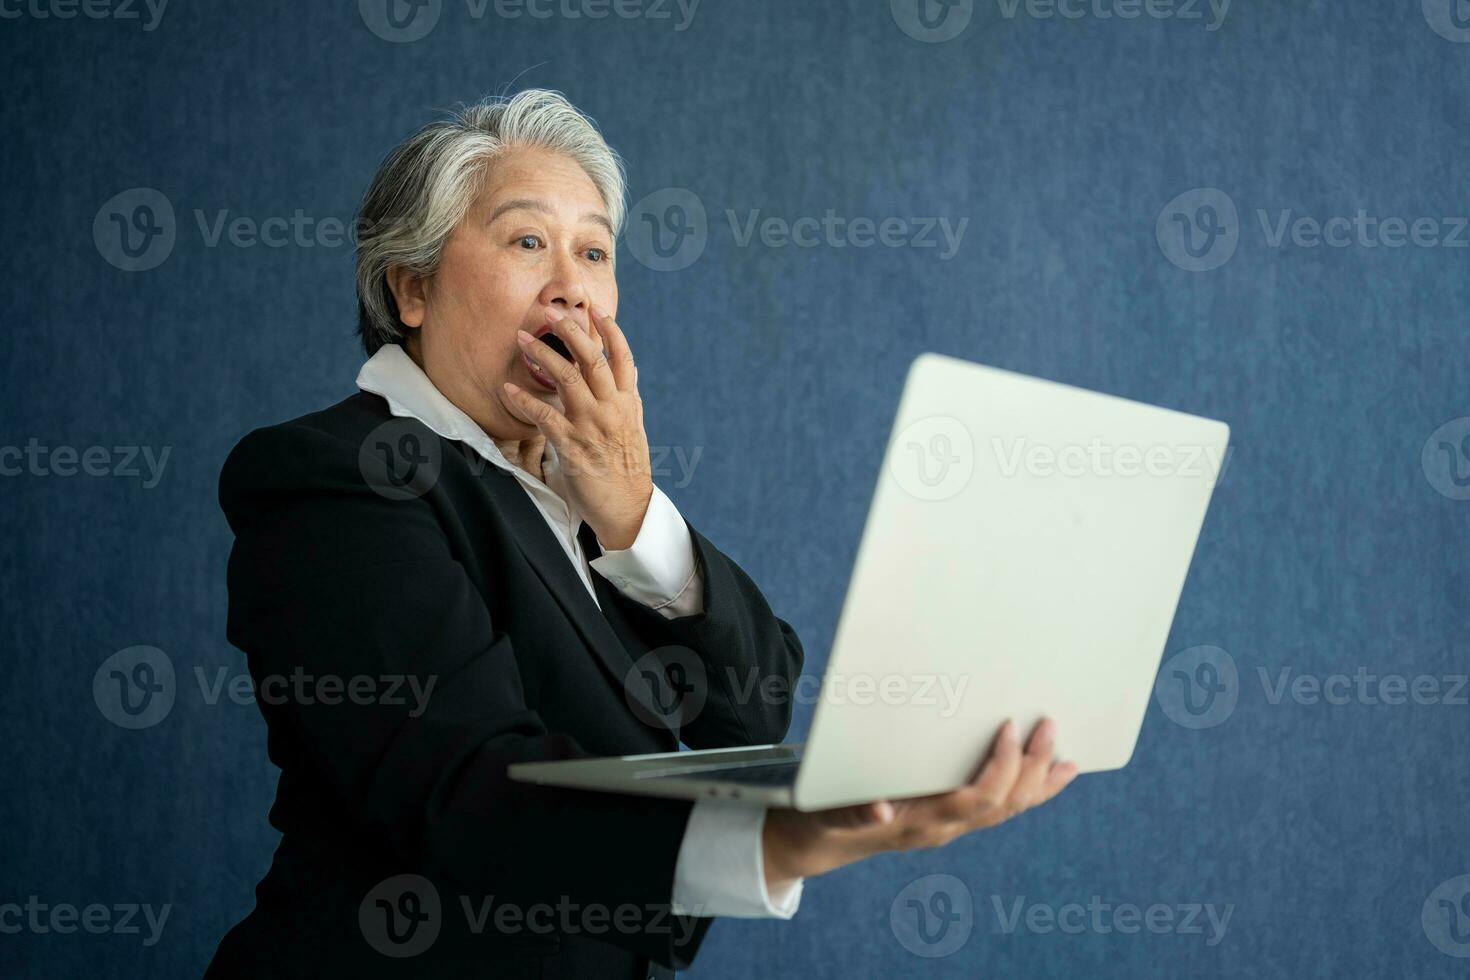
[224,392,392,468]
[218,391,447,527]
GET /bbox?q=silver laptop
[509,353,1230,811]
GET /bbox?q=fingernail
[1002,719,1018,742]
[546,308,566,321]
[874,801,894,823]
[517,329,533,344]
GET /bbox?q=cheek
[596,278,618,320]
[439,264,531,361]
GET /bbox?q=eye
[586,247,607,263]
[516,235,541,250]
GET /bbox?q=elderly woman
[206,89,1074,979]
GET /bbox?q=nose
[538,250,589,327]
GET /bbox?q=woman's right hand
[761,718,1077,890]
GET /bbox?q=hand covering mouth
[522,326,572,393]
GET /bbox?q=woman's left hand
[504,304,652,551]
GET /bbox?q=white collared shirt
[357,344,802,920]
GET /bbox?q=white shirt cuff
[589,484,703,618]
[670,801,804,919]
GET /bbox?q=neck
[494,435,548,481]
[401,333,545,473]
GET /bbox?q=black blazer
[205,392,804,979]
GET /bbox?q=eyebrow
[488,198,614,237]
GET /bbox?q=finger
[809,800,896,832]
[544,309,617,400]
[590,305,637,392]
[960,718,1023,819]
[517,329,597,415]
[502,380,573,442]
[1039,760,1079,803]
[1007,718,1058,813]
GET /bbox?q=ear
[386,266,428,330]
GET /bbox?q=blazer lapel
[470,456,675,734]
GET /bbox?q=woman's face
[390,145,619,441]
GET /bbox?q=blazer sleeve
[613,521,806,752]
[218,419,715,968]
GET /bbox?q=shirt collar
[355,343,566,481]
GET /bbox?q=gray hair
[353,89,627,354]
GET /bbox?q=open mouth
[539,332,574,363]
[520,326,582,393]
[522,329,574,392]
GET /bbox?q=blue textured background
[2,1,1467,976]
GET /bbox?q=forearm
[652,522,805,747]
